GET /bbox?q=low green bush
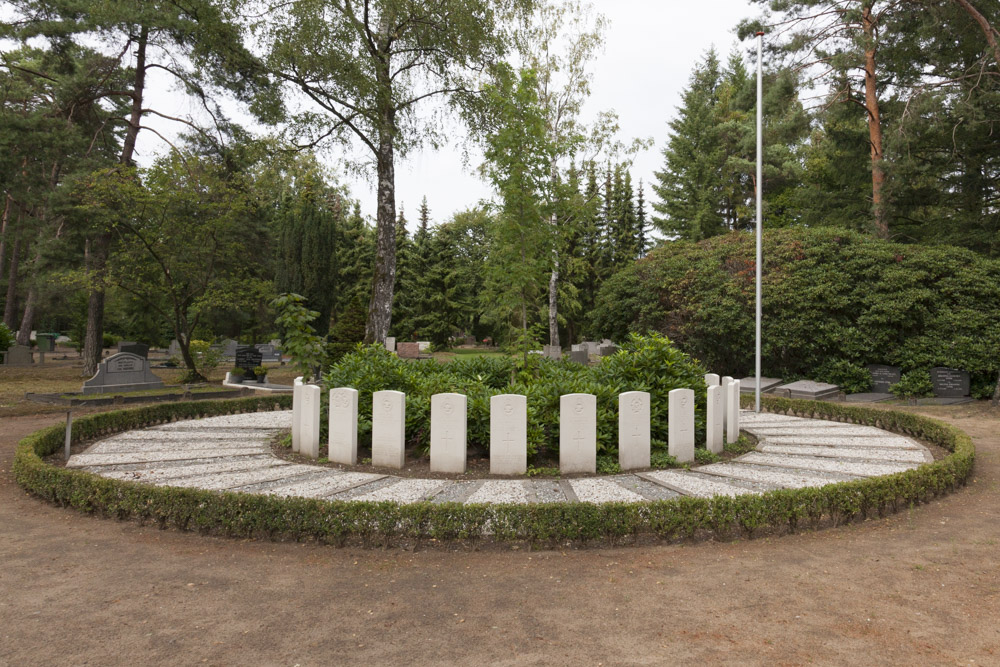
[890,370,934,399]
[12,394,975,548]
[0,322,14,353]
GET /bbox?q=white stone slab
[151,411,292,430]
[263,471,383,499]
[706,385,724,454]
[726,380,740,444]
[466,480,530,504]
[328,387,359,465]
[353,478,445,503]
[745,425,891,437]
[757,443,929,463]
[569,478,646,503]
[299,384,321,459]
[644,470,759,497]
[705,373,720,387]
[291,377,303,453]
[668,388,695,463]
[431,393,467,473]
[739,452,918,477]
[68,448,266,468]
[559,393,597,474]
[720,376,733,433]
[86,437,268,455]
[490,394,527,475]
[165,464,318,491]
[759,434,920,449]
[93,458,286,482]
[618,391,650,470]
[697,463,846,489]
[372,390,406,469]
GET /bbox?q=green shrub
[102,333,120,348]
[890,370,934,399]
[0,322,14,353]
[816,359,871,394]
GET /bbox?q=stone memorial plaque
[705,373,720,387]
[328,388,359,465]
[739,376,783,394]
[559,393,597,474]
[775,380,839,401]
[291,377,303,453]
[930,367,970,398]
[490,394,527,475]
[299,384,321,459]
[727,380,741,444]
[430,393,467,473]
[543,344,562,360]
[397,342,419,359]
[235,347,264,380]
[82,352,165,394]
[372,390,406,469]
[706,385,723,454]
[599,344,617,357]
[384,336,396,352]
[668,388,695,463]
[119,342,149,358]
[618,391,650,471]
[868,365,902,393]
[2,344,32,366]
[569,349,589,365]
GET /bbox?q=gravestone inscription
[930,367,970,398]
[490,394,527,475]
[82,352,165,394]
[868,365,901,393]
[430,393,467,473]
[235,347,264,381]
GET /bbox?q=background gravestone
[235,346,264,381]
[543,345,562,360]
[569,349,589,365]
[3,344,32,366]
[36,334,56,353]
[930,367,970,397]
[255,343,281,363]
[222,339,239,357]
[116,340,135,353]
[82,352,164,394]
[119,343,149,359]
[168,339,181,356]
[599,344,617,357]
[397,342,419,359]
[384,336,396,352]
[867,365,901,393]
[775,380,840,401]
[739,376,782,394]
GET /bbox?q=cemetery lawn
[0,400,998,664]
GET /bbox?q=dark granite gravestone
[599,344,618,357]
[2,344,32,366]
[82,352,164,394]
[930,367,970,398]
[235,346,264,381]
[867,364,902,393]
[119,342,149,359]
[254,343,281,363]
[569,349,589,365]
[116,341,135,352]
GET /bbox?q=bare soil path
[2,404,998,666]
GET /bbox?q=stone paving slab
[258,472,385,499]
[738,452,918,477]
[698,462,856,489]
[610,474,681,501]
[466,480,530,505]
[79,454,276,474]
[165,464,319,491]
[640,470,760,498]
[757,443,931,463]
[351,478,448,503]
[745,425,891,437]
[151,412,292,430]
[68,448,269,468]
[94,458,288,483]
[87,437,269,455]
[757,434,920,449]
[569,478,646,503]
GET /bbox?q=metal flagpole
[755,31,764,414]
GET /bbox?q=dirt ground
[2,402,999,666]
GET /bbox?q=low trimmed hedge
[13,393,975,548]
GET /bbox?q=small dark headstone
[867,364,902,393]
[117,340,135,353]
[569,349,589,365]
[235,346,264,381]
[2,344,32,366]
[36,334,56,353]
[119,342,149,359]
[930,367,970,398]
[599,344,618,357]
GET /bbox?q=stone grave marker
[618,391,650,470]
[930,367,970,398]
[2,344,32,366]
[82,352,165,394]
[668,388,695,463]
[774,380,839,401]
[720,376,733,432]
[569,349,589,365]
[168,339,181,357]
[559,393,597,474]
[36,334,56,353]
[116,340,135,353]
[726,380,741,444]
[706,384,724,454]
[599,344,617,357]
[222,339,239,357]
[254,343,281,363]
[543,345,562,360]
[384,336,396,352]
[705,373,720,386]
[119,342,149,359]
[328,387,359,465]
[291,377,303,453]
[490,394,527,475]
[417,341,431,352]
[235,346,264,381]
[739,376,783,394]
[372,390,406,469]
[868,365,902,393]
[397,342,419,359]
[299,384,321,459]
[430,393,467,473]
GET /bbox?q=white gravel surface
[352,479,447,503]
[697,463,850,489]
[568,478,646,503]
[466,480,531,504]
[165,464,319,491]
[262,472,385,499]
[757,443,930,463]
[758,434,920,448]
[739,451,918,477]
[642,470,760,497]
[94,458,287,482]
[67,448,268,467]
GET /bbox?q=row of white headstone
[291,374,741,474]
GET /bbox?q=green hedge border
[12,393,975,548]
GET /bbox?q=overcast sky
[138,0,757,229]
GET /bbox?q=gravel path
[66,409,936,504]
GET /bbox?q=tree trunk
[0,195,10,282]
[862,6,888,239]
[952,0,1000,66]
[364,130,397,345]
[548,257,559,347]
[3,236,22,329]
[82,27,147,376]
[15,284,36,346]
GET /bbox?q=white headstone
[668,388,695,463]
[416,341,431,352]
[706,385,724,454]
[384,336,396,352]
[618,391,650,470]
[372,390,406,469]
[560,393,597,474]
[727,380,741,444]
[430,393,467,473]
[299,384,321,459]
[291,377,303,453]
[490,394,527,475]
[328,387,359,464]
[705,373,720,387]
[720,376,734,431]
